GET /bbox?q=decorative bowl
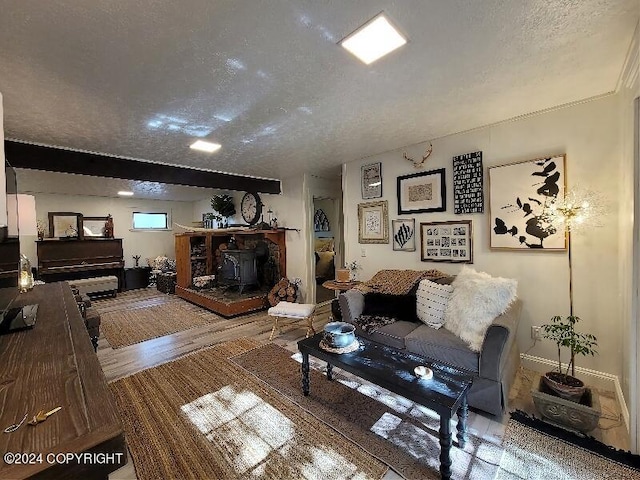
[323,322,356,348]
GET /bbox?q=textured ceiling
[0,0,638,190]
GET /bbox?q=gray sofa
[339,289,522,416]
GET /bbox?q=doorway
[312,196,341,304]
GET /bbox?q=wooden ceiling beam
[4,140,281,194]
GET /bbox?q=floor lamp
[542,188,603,317]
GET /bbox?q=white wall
[343,94,623,379]
[617,20,640,449]
[259,173,310,300]
[27,194,194,268]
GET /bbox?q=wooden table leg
[456,396,468,448]
[326,363,333,380]
[301,352,310,396]
[439,414,452,480]
[269,317,279,340]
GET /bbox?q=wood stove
[219,249,258,293]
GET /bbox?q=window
[132,212,169,230]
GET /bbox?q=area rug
[497,410,640,479]
[109,338,387,479]
[232,343,503,479]
[98,300,225,348]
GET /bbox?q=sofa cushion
[362,293,416,322]
[405,325,479,373]
[444,266,517,352]
[416,280,453,329]
[355,320,419,350]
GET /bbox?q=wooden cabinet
[174,229,286,316]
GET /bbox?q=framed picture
[489,155,566,250]
[392,219,416,251]
[361,162,382,199]
[397,168,446,214]
[82,216,108,238]
[358,200,389,244]
[453,151,484,214]
[48,212,82,239]
[420,220,472,263]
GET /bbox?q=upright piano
[37,238,124,289]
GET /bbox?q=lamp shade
[7,194,37,236]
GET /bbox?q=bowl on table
[323,322,356,348]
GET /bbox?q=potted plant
[541,314,598,402]
[210,194,236,228]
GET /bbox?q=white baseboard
[521,354,630,432]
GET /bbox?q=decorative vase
[542,371,586,402]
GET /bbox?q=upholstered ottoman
[268,302,316,340]
[68,276,119,298]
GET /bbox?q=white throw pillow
[444,266,517,352]
[416,280,453,329]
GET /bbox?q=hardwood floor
[98,288,629,479]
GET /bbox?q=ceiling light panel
[341,14,407,65]
[190,140,222,153]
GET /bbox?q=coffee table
[297,334,473,480]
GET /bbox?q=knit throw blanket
[353,314,397,334]
[355,269,449,295]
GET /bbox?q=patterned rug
[232,343,503,479]
[95,291,225,348]
[109,338,387,479]
[497,411,640,479]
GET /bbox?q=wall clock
[241,192,262,225]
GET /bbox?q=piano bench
[68,276,119,299]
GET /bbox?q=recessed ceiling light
[118,191,134,196]
[190,140,221,153]
[340,13,407,65]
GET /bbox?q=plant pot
[531,375,601,433]
[542,371,586,402]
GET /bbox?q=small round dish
[414,365,433,379]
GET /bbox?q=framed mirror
[48,212,82,239]
[82,216,108,238]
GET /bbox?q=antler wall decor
[403,143,433,168]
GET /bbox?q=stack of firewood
[268,278,298,306]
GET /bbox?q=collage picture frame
[420,220,473,263]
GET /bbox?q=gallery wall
[25,193,194,268]
[343,94,623,379]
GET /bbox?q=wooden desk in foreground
[0,282,127,479]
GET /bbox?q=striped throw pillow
[416,279,453,329]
